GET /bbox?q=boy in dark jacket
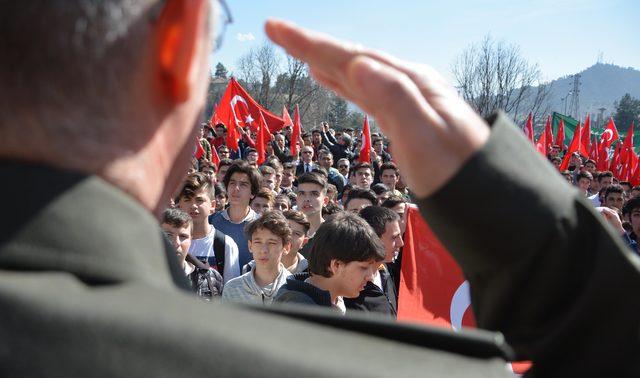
[274,212,385,314]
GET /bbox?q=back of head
[308,212,384,277]
[344,188,377,209]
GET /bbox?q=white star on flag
[245,114,254,125]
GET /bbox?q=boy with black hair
[282,210,310,274]
[604,184,625,211]
[352,162,374,190]
[222,211,292,304]
[274,212,385,314]
[345,206,403,317]
[161,208,223,299]
[177,172,240,284]
[211,161,262,268]
[250,187,275,215]
[296,172,329,258]
[575,171,593,196]
[344,188,377,214]
[216,158,234,183]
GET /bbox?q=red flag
[282,105,293,128]
[397,205,476,329]
[257,110,272,166]
[631,158,640,187]
[523,113,534,142]
[225,112,240,152]
[214,78,285,133]
[358,115,371,163]
[589,135,599,162]
[210,143,220,168]
[194,138,206,160]
[210,103,223,126]
[535,127,547,156]
[544,116,553,152]
[555,119,565,149]
[559,122,587,171]
[600,117,620,148]
[620,121,635,165]
[610,143,622,174]
[291,104,302,157]
[581,114,591,152]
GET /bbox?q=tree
[324,94,349,129]
[614,93,640,133]
[214,62,228,78]
[452,35,550,122]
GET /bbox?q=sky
[213,0,639,83]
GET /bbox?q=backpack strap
[213,229,226,276]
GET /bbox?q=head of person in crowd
[245,210,292,259]
[187,158,199,175]
[604,185,625,211]
[301,145,314,164]
[551,156,562,170]
[622,198,640,237]
[373,138,385,154]
[319,151,334,170]
[341,183,353,204]
[216,124,228,139]
[344,188,377,214]
[275,133,286,151]
[342,128,354,138]
[312,129,322,147]
[281,162,296,188]
[282,209,311,262]
[584,159,596,174]
[214,183,228,212]
[218,145,231,160]
[199,159,216,183]
[161,208,193,270]
[301,132,312,147]
[250,188,275,215]
[224,161,261,211]
[371,183,391,204]
[274,194,292,212]
[259,165,277,191]
[380,162,400,192]
[575,171,593,195]
[264,159,284,191]
[306,212,385,299]
[245,148,259,167]
[339,133,352,148]
[590,172,602,194]
[322,202,343,217]
[283,125,293,140]
[620,181,632,196]
[549,145,562,158]
[598,171,614,190]
[353,162,374,190]
[296,172,329,219]
[359,206,403,263]
[631,186,640,199]
[217,158,234,183]
[311,166,328,179]
[381,195,408,234]
[568,152,583,171]
[561,170,573,184]
[326,184,338,204]
[337,158,350,178]
[177,172,216,226]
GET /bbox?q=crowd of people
[164,121,409,317]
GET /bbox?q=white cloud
[236,33,256,42]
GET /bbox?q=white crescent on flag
[230,95,248,127]
[450,280,472,331]
[601,129,614,143]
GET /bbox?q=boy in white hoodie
[222,211,292,304]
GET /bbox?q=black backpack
[185,229,226,277]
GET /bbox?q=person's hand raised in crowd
[265,19,490,198]
[596,206,626,235]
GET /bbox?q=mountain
[545,63,640,124]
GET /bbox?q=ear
[328,259,342,275]
[156,0,208,103]
[247,240,254,254]
[281,241,292,256]
[323,194,330,206]
[209,196,216,215]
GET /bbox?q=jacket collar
[0,161,181,289]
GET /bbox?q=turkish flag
[589,135,599,162]
[358,115,371,163]
[257,110,272,166]
[523,113,534,142]
[610,143,622,176]
[535,127,546,156]
[194,138,206,160]
[210,143,220,168]
[282,105,293,128]
[225,111,240,152]
[559,122,588,171]
[581,114,591,152]
[544,116,553,152]
[555,119,565,149]
[214,77,285,134]
[291,104,302,158]
[210,103,223,126]
[397,205,476,329]
[600,117,620,148]
[620,121,635,165]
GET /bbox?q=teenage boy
[344,188,377,214]
[222,211,292,305]
[296,172,329,258]
[274,212,385,314]
[211,161,261,268]
[250,188,275,215]
[177,172,240,284]
[161,208,223,299]
[380,162,409,200]
[345,206,404,317]
[352,162,374,190]
[282,210,310,274]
